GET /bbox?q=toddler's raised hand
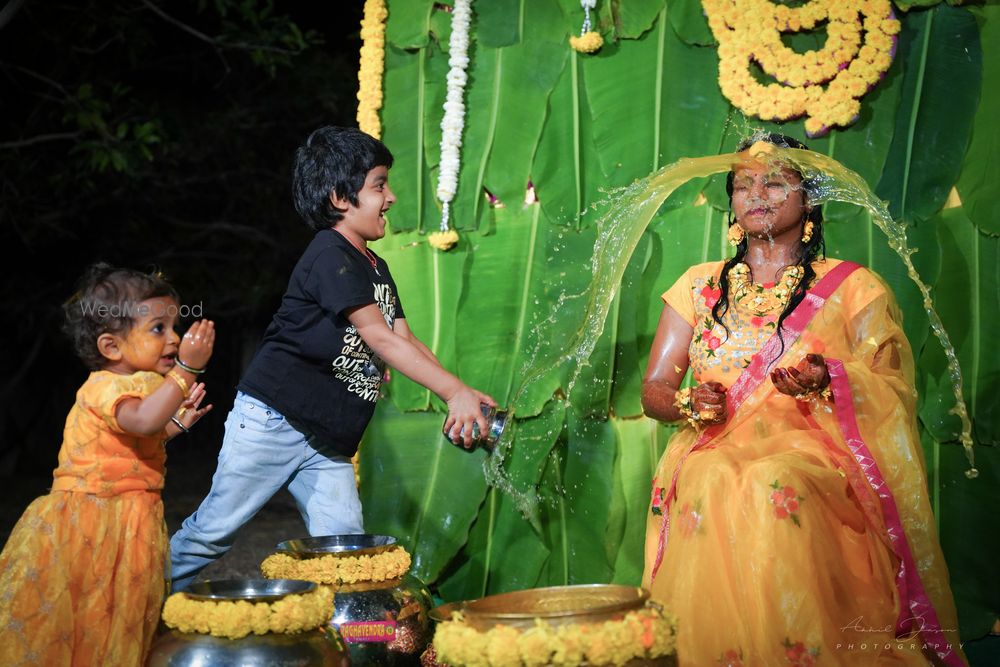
[179,320,215,370]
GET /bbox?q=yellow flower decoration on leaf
[569,31,603,54]
[428,229,460,251]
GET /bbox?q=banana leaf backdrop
[360,0,1000,640]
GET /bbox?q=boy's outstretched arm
[348,304,495,449]
[392,318,442,368]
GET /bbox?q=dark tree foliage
[0,1,364,475]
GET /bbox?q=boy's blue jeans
[169,392,363,591]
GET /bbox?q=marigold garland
[161,585,334,640]
[261,546,412,585]
[357,0,388,138]
[433,605,677,667]
[703,0,900,136]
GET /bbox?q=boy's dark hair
[63,263,180,370]
[292,126,394,231]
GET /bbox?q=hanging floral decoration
[433,0,473,252]
[702,0,900,137]
[433,604,677,667]
[161,585,334,640]
[569,0,603,53]
[357,0,388,138]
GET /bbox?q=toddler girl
[0,263,214,666]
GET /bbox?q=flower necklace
[728,262,804,316]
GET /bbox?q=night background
[1,0,364,557]
[2,0,998,662]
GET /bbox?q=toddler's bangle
[175,357,206,374]
[167,370,190,397]
[171,416,190,433]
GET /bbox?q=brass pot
[429,584,676,667]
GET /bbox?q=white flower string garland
[430,0,472,252]
[570,0,603,54]
[703,0,900,136]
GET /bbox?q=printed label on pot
[338,620,397,643]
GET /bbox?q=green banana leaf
[475,0,522,48]
[581,9,728,205]
[937,441,1000,640]
[532,49,607,228]
[386,0,435,48]
[956,5,1000,235]
[479,1,567,213]
[438,399,566,599]
[667,0,715,46]
[875,5,981,224]
[613,0,663,39]
[917,207,1000,448]
[608,416,672,584]
[608,231,654,417]
[365,1,997,636]
[382,45,427,233]
[453,203,550,405]
[373,229,467,411]
[540,411,617,585]
[359,401,488,582]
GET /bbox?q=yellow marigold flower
[357,0,388,138]
[161,587,333,639]
[569,31,603,53]
[882,18,901,35]
[429,229,460,251]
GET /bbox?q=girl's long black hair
[711,133,826,344]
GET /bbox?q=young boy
[169,126,494,591]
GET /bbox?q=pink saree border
[827,358,962,666]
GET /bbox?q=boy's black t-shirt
[238,229,405,456]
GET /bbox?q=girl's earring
[727,224,746,247]
[801,220,815,244]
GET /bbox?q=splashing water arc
[487,142,976,509]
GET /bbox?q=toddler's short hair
[63,263,179,370]
[292,126,394,231]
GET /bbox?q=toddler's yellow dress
[0,370,168,666]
